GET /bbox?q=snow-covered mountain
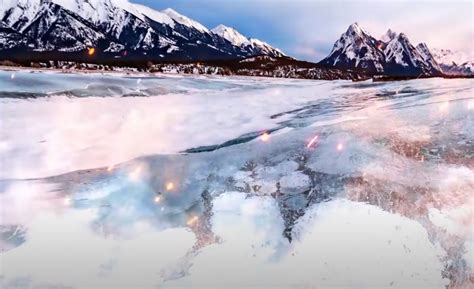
[416,43,443,73]
[0,0,111,52]
[0,21,28,49]
[431,48,473,75]
[319,23,386,74]
[211,24,284,58]
[320,23,443,77]
[162,8,208,33]
[380,29,397,43]
[0,0,283,61]
[383,33,442,76]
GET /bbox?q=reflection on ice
[169,196,448,288]
[0,72,473,288]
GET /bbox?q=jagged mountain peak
[416,42,443,73]
[384,32,442,76]
[381,29,397,42]
[161,8,180,15]
[319,22,385,73]
[396,33,411,42]
[346,22,361,32]
[161,7,209,33]
[321,23,443,76]
[212,24,230,31]
[122,2,174,26]
[416,42,429,50]
[212,24,238,35]
[345,22,371,37]
[211,24,284,57]
[211,24,251,47]
[384,33,422,64]
[249,38,285,57]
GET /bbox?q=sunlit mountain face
[319,23,445,77]
[0,0,283,61]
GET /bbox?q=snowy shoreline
[0,65,326,83]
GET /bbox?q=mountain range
[431,48,473,75]
[319,23,472,77]
[319,23,446,77]
[0,0,283,61]
[0,1,471,77]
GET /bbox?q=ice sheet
[0,71,473,288]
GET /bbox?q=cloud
[291,45,329,61]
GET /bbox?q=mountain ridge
[319,23,444,77]
[0,2,471,78]
[211,24,284,58]
[431,48,473,75]
[0,0,283,61]
[319,22,386,74]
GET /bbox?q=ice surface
[0,71,333,179]
[0,70,473,288]
[168,196,447,288]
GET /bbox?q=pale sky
[135,0,473,61]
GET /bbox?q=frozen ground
[0,70,473,289]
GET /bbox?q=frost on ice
[0,70,473,288]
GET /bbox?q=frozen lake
[0,70,473,289]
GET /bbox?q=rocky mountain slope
[0,0,284,61]
[319,23,386,74]
[320,23,444,77]
[211,24,284,58]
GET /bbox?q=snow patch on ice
[168,196,448,288]
[0,209,194,289]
